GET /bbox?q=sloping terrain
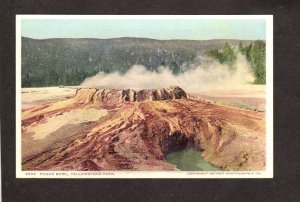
[21,87,265,171]
[22,37,253,87]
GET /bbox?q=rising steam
[80,54,255,93]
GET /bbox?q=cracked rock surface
[22,87,265,171]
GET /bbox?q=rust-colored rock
[21,87,265,171]
[73,86,187,104]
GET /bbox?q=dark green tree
[171,61,180,74]
[222,42,236,66]
[250,41,266,84]
[238,41,244,52]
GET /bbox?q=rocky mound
[21,86,265,171]
[73,86,187,104]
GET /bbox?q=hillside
[21,37,254,87]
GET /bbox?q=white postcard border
[16,15,273,178]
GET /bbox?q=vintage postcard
[16,15,273,178]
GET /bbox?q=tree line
[21,37,262,87]
[207,41,266,84]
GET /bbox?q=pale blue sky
[21,19,266,40]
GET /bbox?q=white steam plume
[80,54,255,93]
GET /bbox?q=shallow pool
[166,148,222,171]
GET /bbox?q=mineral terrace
[22,86,265,171]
